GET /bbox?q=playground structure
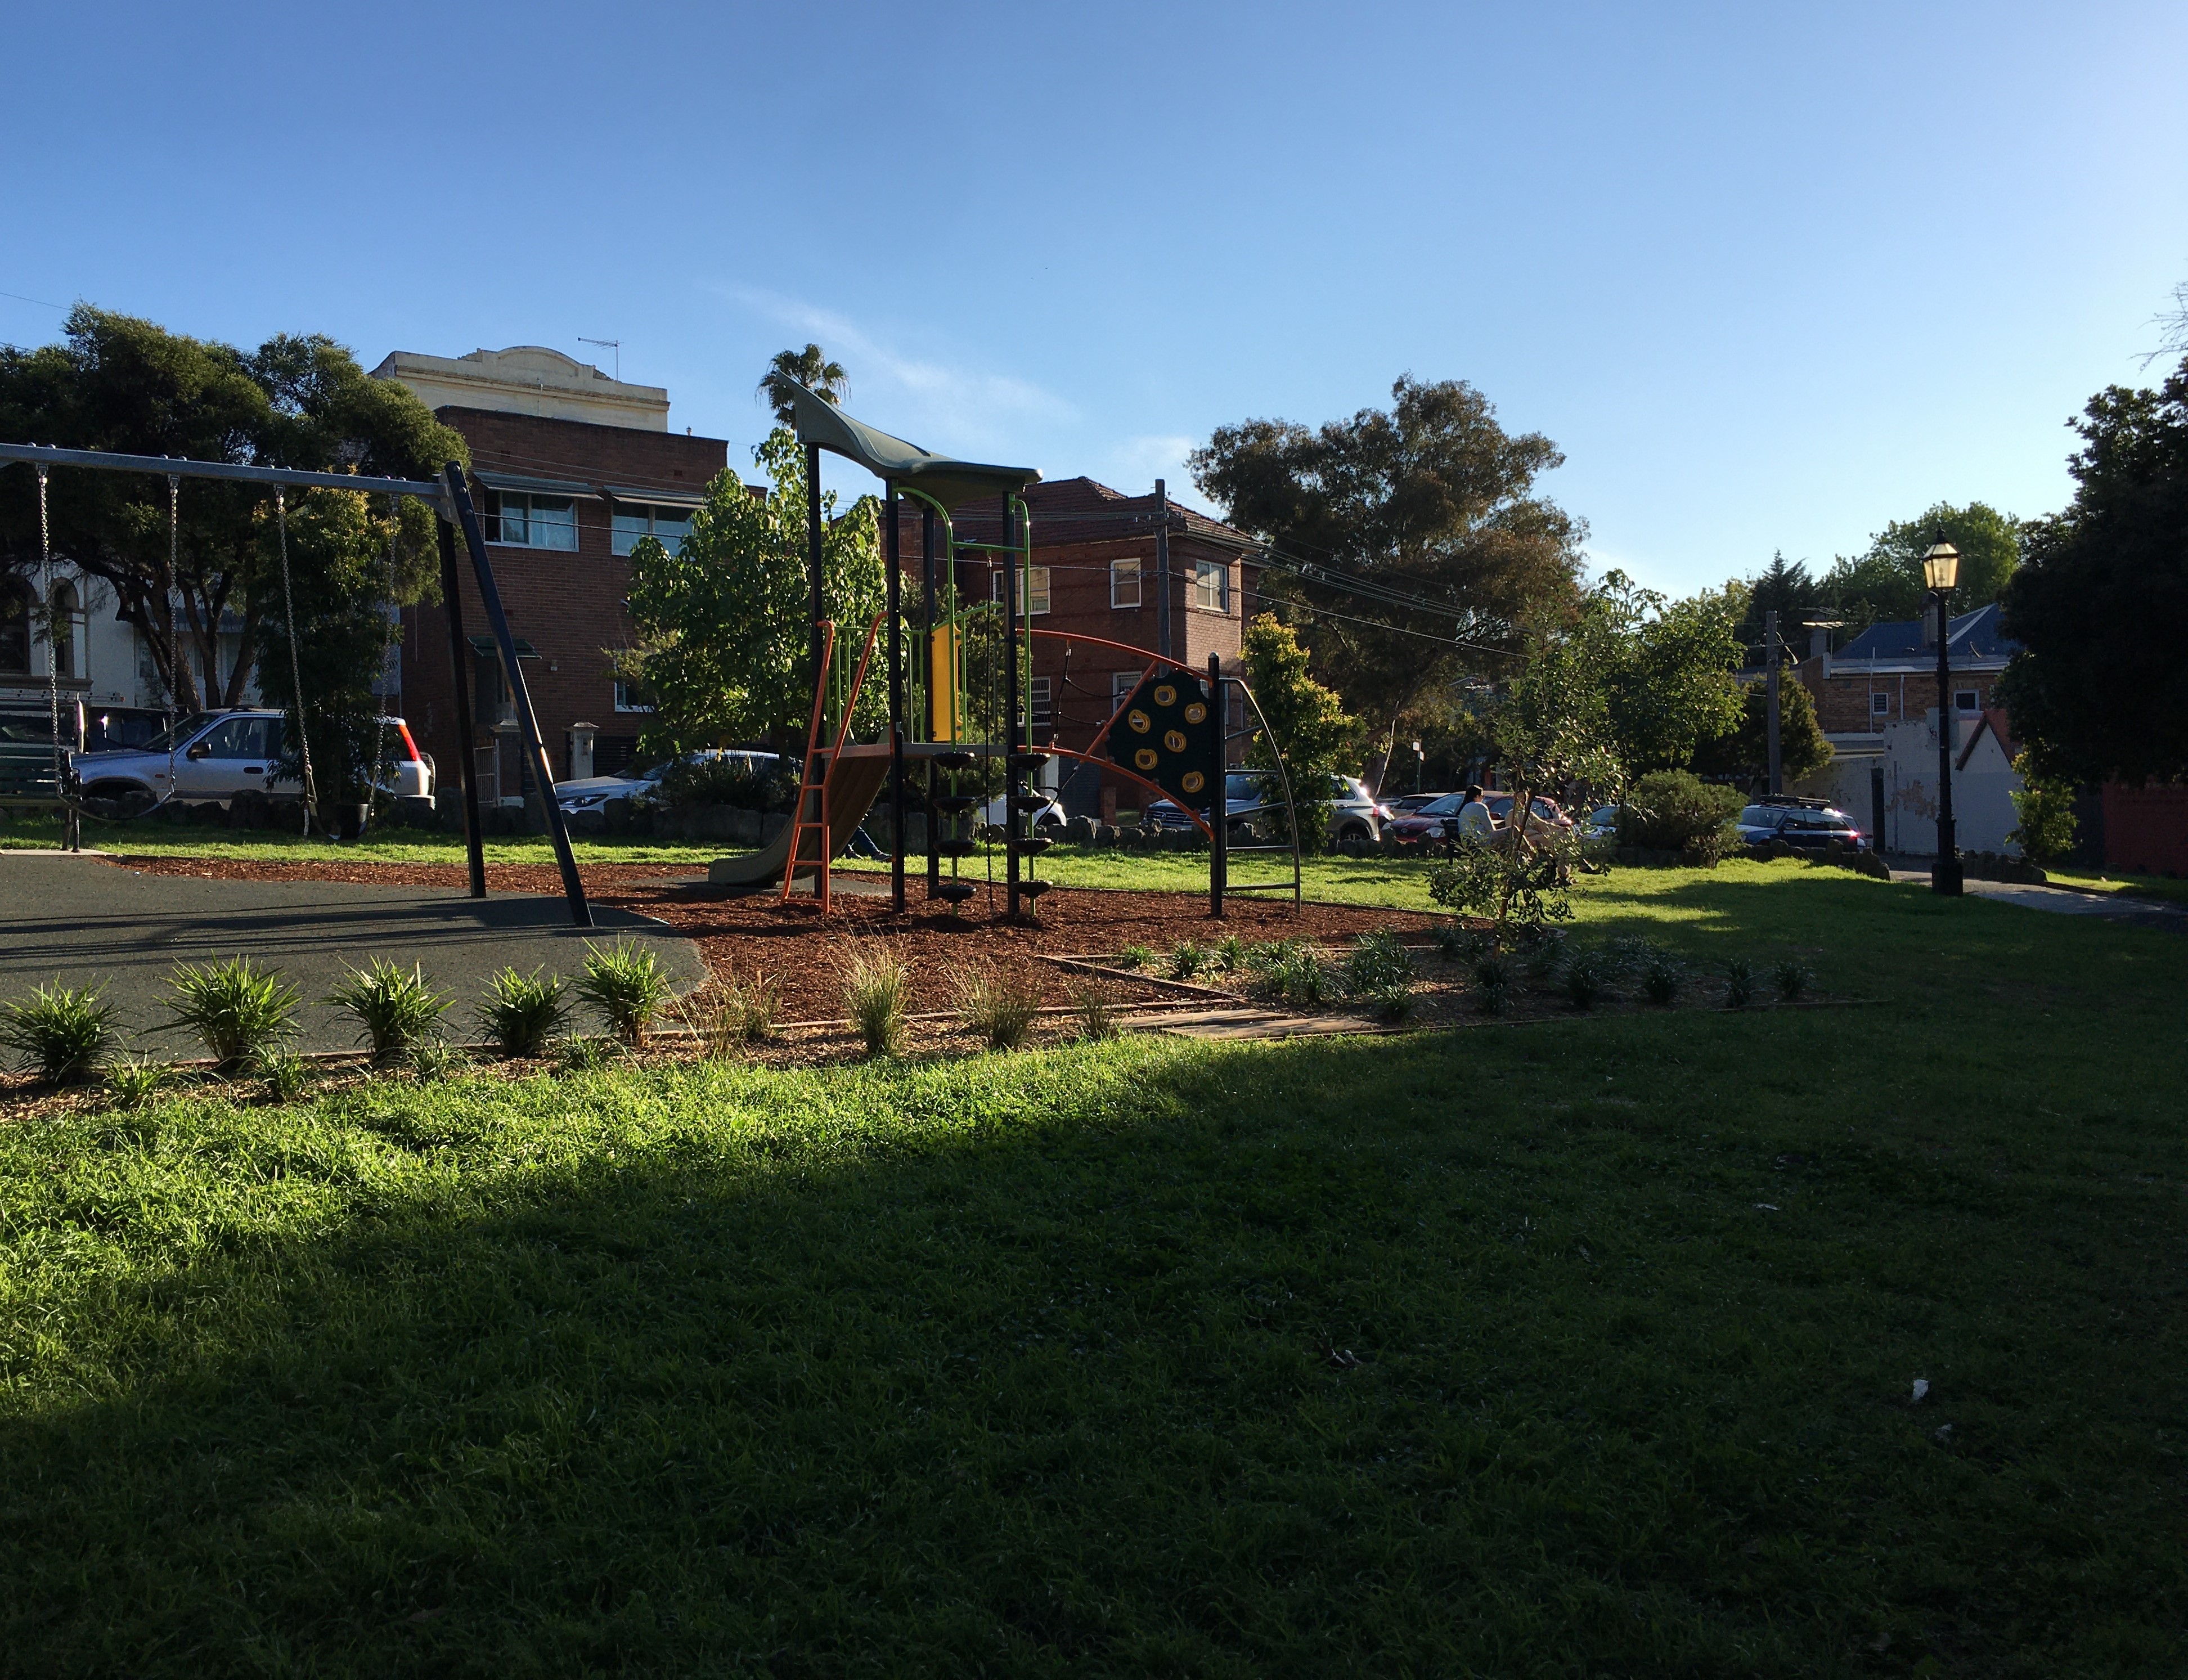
[0,441,597,927]
[741,383,1302,919]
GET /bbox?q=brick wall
[2100,782,2188,876]
[1801,659,2008,733]
[398,408,728,797]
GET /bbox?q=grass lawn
[3,863,2186,1673]
[0,810,721,869]
[2041,865,2188,907]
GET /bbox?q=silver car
[1145,771,1390,845]
[555,749,782,817]
[70,708,433,815]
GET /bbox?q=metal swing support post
[1208,653,1228,919]
[886,483,905,913]
[435,518,488,899]
[442,464,592,928]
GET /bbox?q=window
[1111,670,1142,709]
[486,490,578,551]
[1955,689,1979,714]
[1871,693,1891,716]
[611,502,694,557]
[1190,558,1229,613]
[990,565,1051,615]
[196,716,276,760]
[1110,556,1142,608]
[613,673,655,713]
[0,579,28,673]
[49,581,80,679]
[1029,675,1052,730]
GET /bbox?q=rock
[1063,814,1097,845]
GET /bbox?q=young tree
[622,429,884,758]
[1996,357,2188,784]
[1688,676,1832,789]
[1189,376,1584,744]
[1594,575,1747,778]
[1239,612,1360,846]
[758,345,848,429]
[0,306,460,711]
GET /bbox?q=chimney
[1808,625,1828,658]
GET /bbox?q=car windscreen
[1737,806,1778,827]
[136,712,217,754]
[1418,793,1464,816]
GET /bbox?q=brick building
[882,478,1264,818]
[369,347,731,803]
[1795,601,2016,735]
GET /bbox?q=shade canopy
[784,380,1040,511]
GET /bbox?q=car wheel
[1337,822,1371,844]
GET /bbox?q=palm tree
[759,345,848,428]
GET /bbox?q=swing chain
[37,466,62,796]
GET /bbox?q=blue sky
[3,2,2182,596]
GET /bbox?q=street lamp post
[1922,536,1962,896]
[1412,739,1424,796]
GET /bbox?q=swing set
[755,383,1303,920]
[0,441,595,927]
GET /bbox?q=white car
[555,749,783,817]
[976,790,1064,829]
[70,708,433,815]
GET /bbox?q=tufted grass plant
[1,982,118,1085]
[102,1054,170,1109]
[162,956,299,1076]
[325,959,448,1062]
[1723,956,1756,1009]
[953,966,1042,1051]
[1773,958,1813,1001]
[577,941,675,1048]
[842,946,910,1058]
[254,1049,311,1104]
[1069,980,1120,1041]
[475,968,570,1059]
[1343,929,1414,996]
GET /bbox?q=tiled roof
[920,477,1257,554]
[1835,601,2019,665]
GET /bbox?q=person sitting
[1455,784,1497,845]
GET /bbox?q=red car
[1382,792,1574,847]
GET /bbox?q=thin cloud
[724,286,1075,456]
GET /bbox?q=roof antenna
[578,337,621,381]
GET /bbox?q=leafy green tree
[1190,376,1584,739]
[758,345,848,429]
[1733,551,1817,657]
[0,306,460,711]
[622,429,884,757]
[1818,502,2020,636]
[1239,612,1360,846]
[1996,358,2188,783]
[1690,675,1832,788]
[1592,575,1747,777]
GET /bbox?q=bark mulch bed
[95,855,1449,1023]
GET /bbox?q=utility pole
[1154,477,1171,660]
[1765,608,1782,796]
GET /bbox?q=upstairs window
[1190,558,1229,613]
[1111,670,1142,709]
[1871,693,1891,716]
[990,565,1051,615]
[612,502,694,557]
[613,674,655,713]
[487,490,578,551]
[1110,556,1143,609]
[1029,675,1053,730]
[1954,689,1980,714]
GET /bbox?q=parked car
[69,708,433,815]
[554,748,781,817]
[1578,803,1620,842]
[1738,797,1867,850]
[1382,790,1573,847]
[976,790,1065,829]
[1145,772,1390,845]
[1383,792,1454,817]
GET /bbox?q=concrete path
[1888,868,2188,932]
[0,854,707,1057]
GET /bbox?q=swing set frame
[0,441,593,928]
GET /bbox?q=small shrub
[578,940,675,1047]
[843,946,910,1057]
[1642,954,1684,1005]
[105,1055,170,1109]
[164,956,299,1075]
[556,1036,615,1072]
[410,1041,468,1081]
[1476,978,1511,1016]
[1270,947,1340,1007]
[1772,959,1812,1002]
[1521,929,1568,984]
[1617,770,1742,858]
[1,981,118,1084]
[1167,940,1209,981]
[1115,944,1154,971]
[651,752,802,814]
[955,965,1041,1050]
[326,959,448,1061]
[2008,753,2078,866]
[1435,924,1491,964]
[477,968,569,1058]
[1213,934,1249,973]
[1562,950,1610,1010]
[1723,957,1756,1009]
[1472,951,1513,990]
[255,1049,311,1103]
[1603,935,1656,974]
[1344,930,1414,995]
[1070,980,1120,1041]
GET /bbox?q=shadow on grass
[3,881,2186,1675]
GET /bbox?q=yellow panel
[928,626,960,742]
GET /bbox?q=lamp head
[1921,534,1961,593]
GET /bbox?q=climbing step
[932,881,977,905]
